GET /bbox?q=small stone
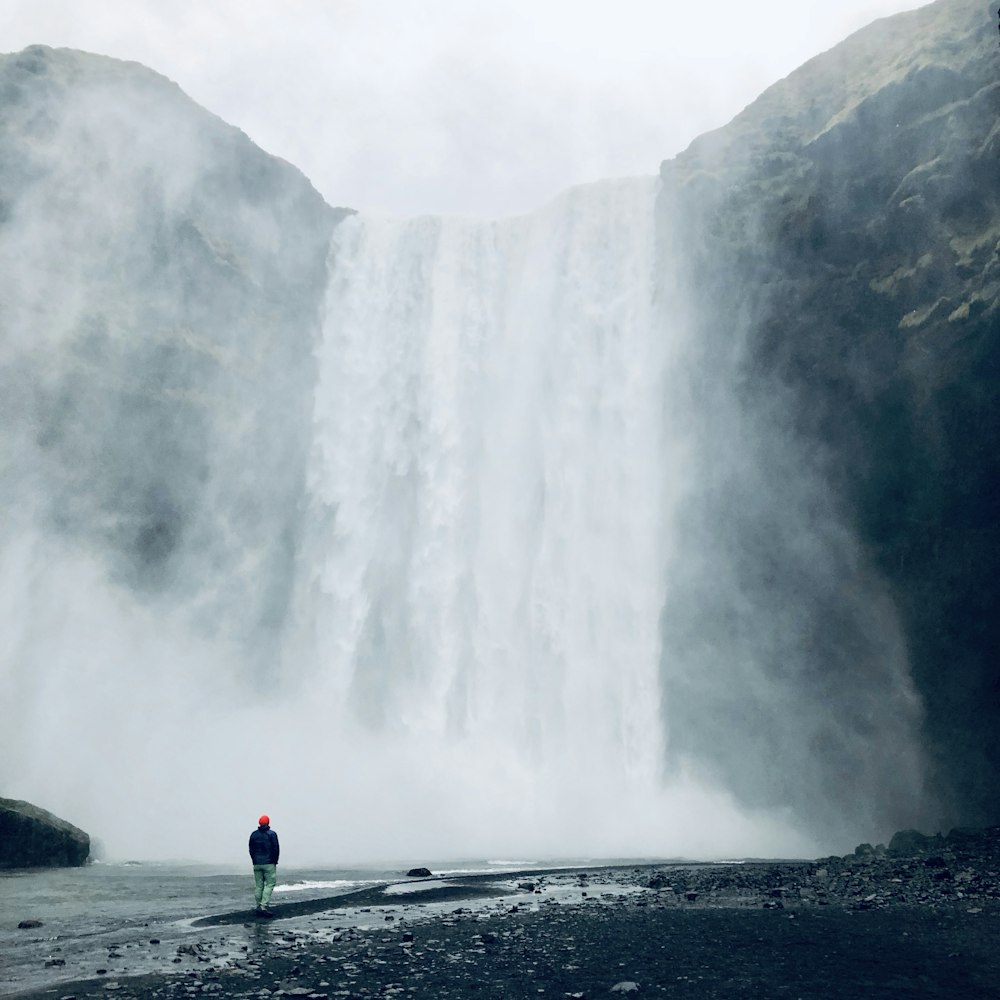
[18,919,43,929]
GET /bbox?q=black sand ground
[9,846,1000,1000]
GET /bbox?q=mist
[1,0,932,217]
[0,91,826,859]
[1,0,972,866]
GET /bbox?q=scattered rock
[611,983,640,993]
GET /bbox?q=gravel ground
[9,830,1000,1000]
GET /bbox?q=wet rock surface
[0,799,90,870]
[7,836,1000,1000]
[656,0,1000,838]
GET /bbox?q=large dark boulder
[886,828,943,857]
[0,797,90,868]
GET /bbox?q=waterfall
[0,45,940,865]
[274,178,816,861]
[0,174,879,863]
[306,180,666,754]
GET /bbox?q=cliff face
[658,0,999,830]
[0,46,341,668]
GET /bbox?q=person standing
[249,814,280,917]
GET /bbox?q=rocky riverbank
[8,829,1000,1000]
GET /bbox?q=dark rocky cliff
[0,46,343,670]
[657,0,998,834]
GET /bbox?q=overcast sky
[3,0,931,217]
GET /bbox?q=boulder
[886,828,942,858]
[0,798,90,868]
[406,867,432,878]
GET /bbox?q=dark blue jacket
[249,825,280,865]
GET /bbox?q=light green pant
[253,863,277,908]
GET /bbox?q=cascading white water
[306,180,667,758]
[303,177,667,782]
[275,178,817,861]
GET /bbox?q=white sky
[2,0,930,218]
